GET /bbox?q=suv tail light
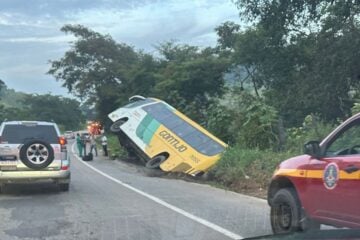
[59,137,67,145]
[59,137,67,151]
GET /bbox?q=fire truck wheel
[270,188,302,234]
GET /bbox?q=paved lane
[0,142,272,240]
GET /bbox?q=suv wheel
[59,183,69,192]
[19,140,55,170]
[270,188,302,234]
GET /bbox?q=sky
[0,0,241,97]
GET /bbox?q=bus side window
[164,114,183,129]
[143,103,172,122]
[184,131,209,149]
[172,122,195,138]
[155,106,173,122]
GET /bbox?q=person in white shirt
[101,134,108,157]
[89,134,98,157]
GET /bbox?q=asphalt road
[0,141,272,240]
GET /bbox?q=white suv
[0,121,70,192]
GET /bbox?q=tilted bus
[108,96,227,176]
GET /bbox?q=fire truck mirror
[304,140,321,158]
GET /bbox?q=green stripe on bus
[143,119,160,144]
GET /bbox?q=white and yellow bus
[108,96,227,176]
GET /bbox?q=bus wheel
[110,120,126,133]
[146,155,167,169]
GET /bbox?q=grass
[106,135,127,159]
[209,146,296,189]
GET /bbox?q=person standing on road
[90,134,98,157]
[76,133,83,157]
[101,134,108,157]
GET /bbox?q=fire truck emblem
[323,163,339,190]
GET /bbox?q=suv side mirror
[304,141,322,158]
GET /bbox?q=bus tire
[146,155,167,169]
[110,119,126,133]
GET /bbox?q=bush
[286,114,335,154]
[352,102,360,115]
[206,100,235,143]
[235,99,278,150]
[206,90,279,149]
[210,145,295,187]
[209,114,338,190]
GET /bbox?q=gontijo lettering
[159,130,187,152]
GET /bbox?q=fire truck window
[326,121,360,156]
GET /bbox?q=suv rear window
[2,125,59,144]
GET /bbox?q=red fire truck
[268,113,360,233]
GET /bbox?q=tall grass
[105,135,127,159]
[210,146,296,188]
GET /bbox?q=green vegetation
[46,1,360,191]
[0,82,85,131]
[47,26,229,126]
[210,148,295,189]
[209,110,337,190]
[106,135,127,159]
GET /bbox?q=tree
[215,21,240,50]
[21,94,85,130]
[0,79,5,91]
[0,82,84,130]
[0,105,29,123]
[49,28,231,125]
[228,1,360,125]
[48,24,140,124]
[206,89,279,149]
[154,42,230,122]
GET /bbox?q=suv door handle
[344,165,360,174]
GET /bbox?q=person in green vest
[76,133,84,157]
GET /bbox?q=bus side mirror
[304,141,321,158]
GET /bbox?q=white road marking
[71,143,243,240]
